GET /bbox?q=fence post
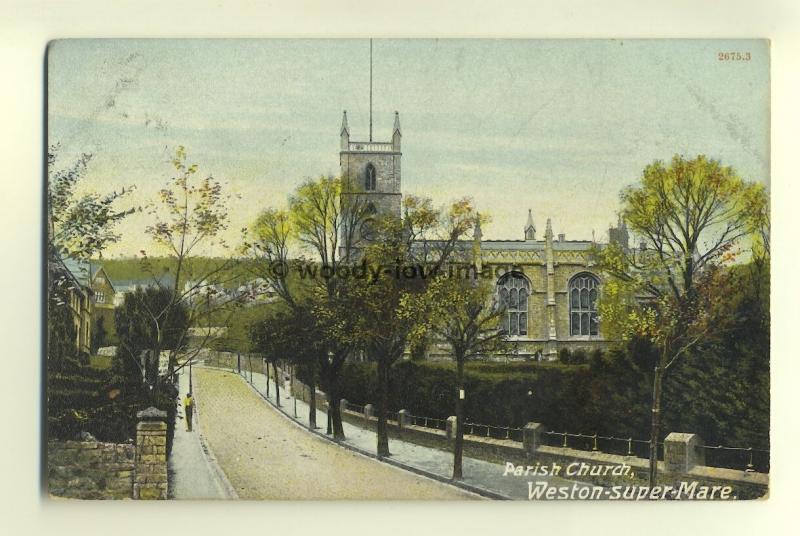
[523,422,544,459]
[446,416,458,441]
[664,432,705,474]
[340,399,348,423]
[398,409,411,430]
[133,407,168,500]
[364,404,374,429]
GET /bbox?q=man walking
[183,392,194,432]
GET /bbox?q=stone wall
[48,406,169,500]
[47,437,135,499]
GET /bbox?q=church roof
[480,240,595,251]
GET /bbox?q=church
[339,111,627,360]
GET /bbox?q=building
[89,265,117,344]
[61,259,119,352]
[59,258,95,355]
[340,112,627,359]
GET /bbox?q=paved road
[168,368,234,499]
[193,367,476,500]
[235,367,593,500]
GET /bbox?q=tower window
[496,272,530,336]
[569,273,599,336]
[365,163,376,191]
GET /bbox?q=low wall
[47,407,170,500]
[47,438,135,499]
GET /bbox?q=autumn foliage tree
[594,154,768,486]
[142,146,240,380]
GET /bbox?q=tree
[354,196,480,457]
[92,316,107,354]
[114,286,189,388]
[244,207,327,426]
[47,145,134,368]
[249,309,292,406]
[423,275,507,479]
[46,284,78,372]
[142,146,242,381]
[286,175,372,439]
[47,145,134,261]
[594,154,768,486]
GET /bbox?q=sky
[47,39,770,257]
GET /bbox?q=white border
[1,1,798,535]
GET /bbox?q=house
[58,258,94,355]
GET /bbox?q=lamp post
[527,387,533,424]
[326,350,333,435]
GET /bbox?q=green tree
[47,145,134,369]
[423,275,507,479]
[354,196,479,457]
[114,286,189,388]
[91,316,107,354]
[244,207,325,425]
[286,175,372,439]
[594,154,768,486]
[249,309,293,406]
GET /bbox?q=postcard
[45,38,769,500]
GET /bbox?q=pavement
[167,367,237,499]
[223,364,593,500]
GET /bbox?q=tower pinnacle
[524,209,536,240]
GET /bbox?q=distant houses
[52,257,275,358]
[111,274,176,306]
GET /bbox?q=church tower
[339,110,403,219]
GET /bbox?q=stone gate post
[523,422,545,459]
[364,404,374,428]
[133,407,168,500]
[398,409,411,430]
[664,432,705,474]
[446,416,458,441]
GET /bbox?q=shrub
[571,349,588,365]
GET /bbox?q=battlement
[344,141,397,153]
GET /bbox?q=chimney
[558,233,565,242]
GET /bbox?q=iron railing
[204,359,771,474]
[464,422,524,442]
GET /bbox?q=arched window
[496,272,530,336]
[569,273,599,336]
[365,163,377,191]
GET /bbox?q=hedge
[337,360,595,433]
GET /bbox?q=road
[193,367,476,500]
